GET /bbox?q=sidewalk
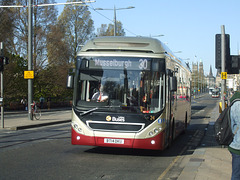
[178,103,232,180]
[0,108,72,130]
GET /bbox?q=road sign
[221,72,227,79]
[24,71,34,79]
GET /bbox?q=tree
[97,24,108,36]
[0,1,96,109]
[58,1,94,63]
[46,24,70,66]
[34,64,72,101]
[0,0,16,52]
[4,53,28,101]
[12,0,58,70]
[32,0,58,69]
[97,21,126,36]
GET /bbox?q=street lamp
[150,34,164,38]
[95,6,135,36]
[174,51,182,53]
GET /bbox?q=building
[206,65,216,89]
[192,60,206,94]
[215,70,240,92]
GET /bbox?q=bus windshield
[75,57,165,114]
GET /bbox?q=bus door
[165,69,177,146]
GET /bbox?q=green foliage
[97,21,126,36]
[4,53,28,104]
[58,1,94,63]
[0,1,95,109]
[33,64,72,101]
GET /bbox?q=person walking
[228,91,240,180]
[21,97,27,111]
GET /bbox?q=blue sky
[55,0,240,76]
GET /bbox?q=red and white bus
[68,37,191,150]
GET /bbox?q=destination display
[87,57,151,70]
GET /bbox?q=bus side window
[170,76,177,92]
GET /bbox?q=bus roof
[80,36,190,71]
[81,36,166,54]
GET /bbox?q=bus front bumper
[71,128,165,150]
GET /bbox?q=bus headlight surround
[148,126,162,137]
[72,123,84,134]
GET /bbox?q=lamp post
[28,0,33,120]
[95,6,135,36]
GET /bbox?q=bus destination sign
[89,57,151,70]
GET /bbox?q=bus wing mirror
[67,68,75,89]
[67,74,74,89]
[170,76,177,92]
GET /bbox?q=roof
[81,36,166,54]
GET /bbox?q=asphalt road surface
[0,94,219,180]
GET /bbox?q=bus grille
[86,121,145,133]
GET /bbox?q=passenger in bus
[127,89,138,106]
[91,83,108,102]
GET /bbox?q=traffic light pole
[28,0,33,120]
[221,25,226,111]
[1,42,4,128]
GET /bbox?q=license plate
[104,138,124,144]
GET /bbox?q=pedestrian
[47,97,51,110]
[21,97,27,111]
[228,91,240,180]
[39,97,44,109]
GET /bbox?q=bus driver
[91,83,108,102]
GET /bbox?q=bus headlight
[148,126,162,137]
[74,124,78,129]
[149,131,154,136]
[72,123,84,134]
[154,128,159,134]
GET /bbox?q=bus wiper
[80,107,98,116]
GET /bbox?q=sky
[54,0,240,76]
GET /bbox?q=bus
[68,37,191,150]
[209,87,214,95]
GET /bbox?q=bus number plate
[104,138,124,144]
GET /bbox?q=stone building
[206,65,216,89]
[192,60,206,93]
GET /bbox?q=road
[0,94,219,180]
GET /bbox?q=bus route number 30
[139,59,148,70]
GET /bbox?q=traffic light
[0,56,4,72]
[215,34,230,71]
[228,55,240,74]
